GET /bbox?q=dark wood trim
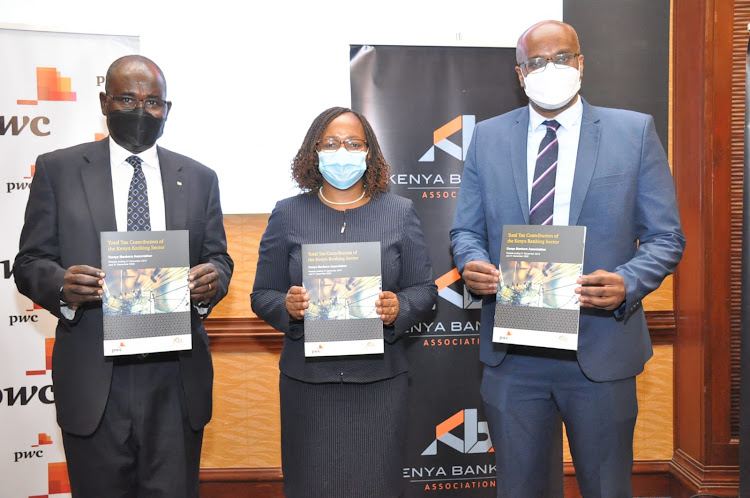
[564,461,672,498]
[670,449,741,497]
[200,467,283,482]
[204,312,676,353]
[205,317,283,353]
[646,310,677,345]
[199,467,283,498]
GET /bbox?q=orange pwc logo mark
[17,67,77,105]
[48,461,72,494]
[25,337,54,376]
[36,433,53,446]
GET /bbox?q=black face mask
[107,107,166,152]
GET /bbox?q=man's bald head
[516,21,580,65]
[104,55,167,96]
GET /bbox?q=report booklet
[302,241,383,357]
[493,225,586,350]
[100,230,192,356]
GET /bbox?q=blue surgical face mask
[317,148,367,190]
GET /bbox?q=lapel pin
[177,181,183,186]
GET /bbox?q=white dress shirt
[526,97,583,226]
[109,137,166,231]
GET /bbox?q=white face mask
[522,63,581,110]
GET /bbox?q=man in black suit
[13,55,233,497]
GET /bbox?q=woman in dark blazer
[251,107,437,497]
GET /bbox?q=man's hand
[189,263,219,305]
[61,265,105,309]
[462,261,500,295]
[576,269,626,310]
[286,286,309,320]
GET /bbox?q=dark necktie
[529,120,561,225]
[126,155,151,231]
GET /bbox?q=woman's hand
[376,291,399,326]
[286,286,309,320]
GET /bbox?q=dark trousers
[481,347,637,498]
[62,355,203,498]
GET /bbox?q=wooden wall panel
[202,350,282,469]
[211,214,269,319]
[671,0,742,494]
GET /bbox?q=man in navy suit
[14,55,233,497]
[450,21,684,497]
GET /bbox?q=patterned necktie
[126,155,150,231]
[529,120,561,225]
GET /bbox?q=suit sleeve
[251,202,301,338]
[450,126,493,273]
[614,115,685,320]
[388,201,437,342]
[200,171,234,313]
[13,154,69,320]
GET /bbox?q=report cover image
[493,225,586,350]
[302,242,383,357]
[100,230,191,356]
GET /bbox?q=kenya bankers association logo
[436,268,481,310]
[422,408,493,455]
[419,115,475,162]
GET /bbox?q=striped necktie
[126,155,151,231]
[529,120,560,225]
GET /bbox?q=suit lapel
[158,147,187,230]
[81,140,117,234]
[568,100,600,226]
[510,109,531,223]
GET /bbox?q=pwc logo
[422,408,494,455]
[1,337,55,407]
[436,268,481,310]
[419,115,476,162]
[47,461,72,495]
[13,432,53,463]
[6,164,35,195]
[12,433,71,495]
[17,67,77,105]
[10,300,44,327]
[2,66,77,137]
[26,337,54,376]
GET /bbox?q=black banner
[351,45,525,497]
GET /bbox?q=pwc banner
[0,27,137,498]
[351,45,526,496]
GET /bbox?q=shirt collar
[108,136,159,169]
[528,95,584,132]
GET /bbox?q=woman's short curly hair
[291,107,390,197]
